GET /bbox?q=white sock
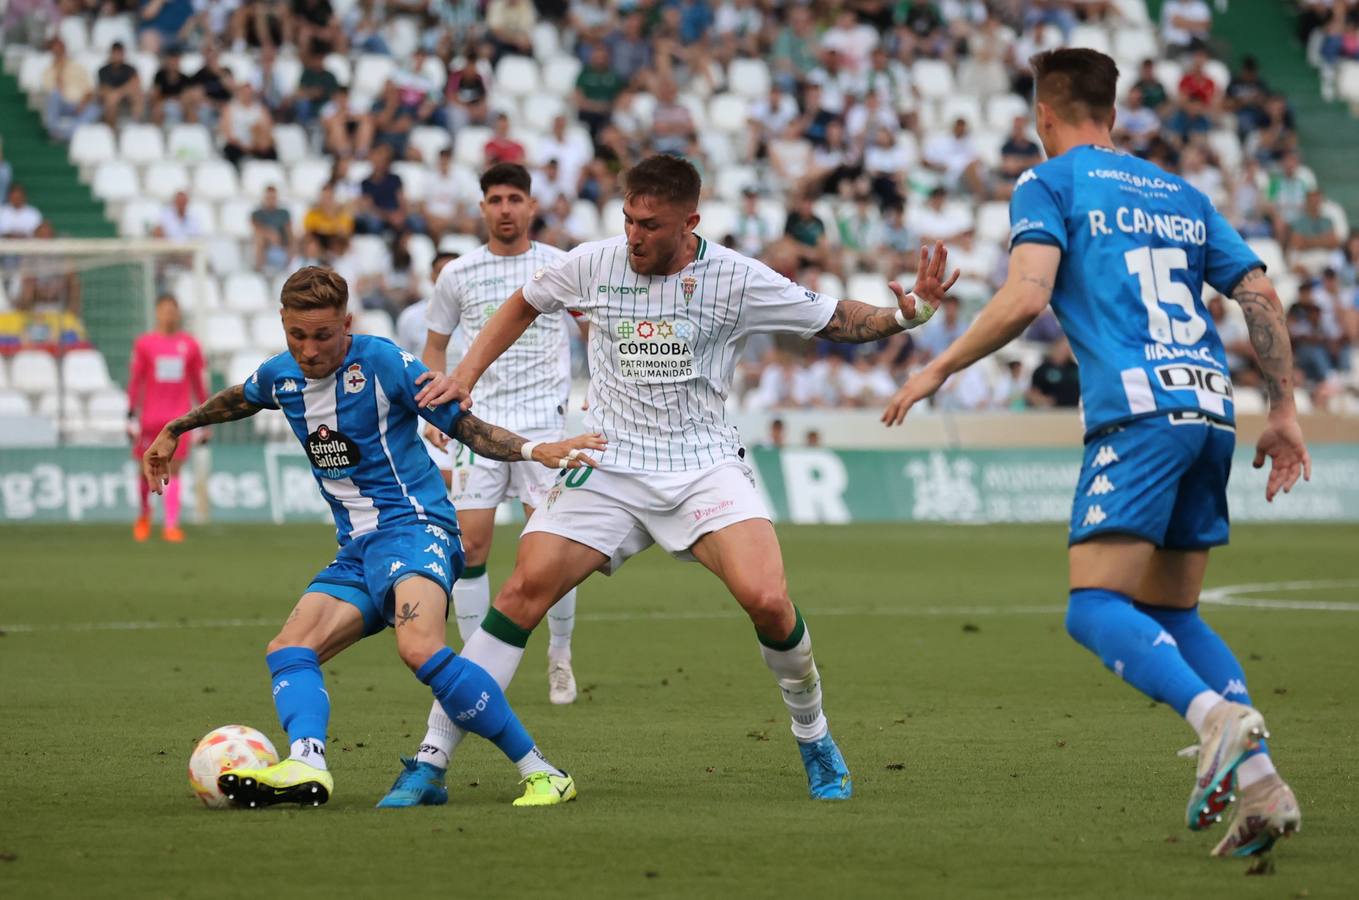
[414,625,529,766]
[514,746,563,778]
[452,572,490,644]
[289,737,327,771]
[547,588,576,657]
[1236,753,1278,789]
[759,620,828,744]
[1185,690,1226,740]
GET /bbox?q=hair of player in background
[280,266,349,312]
[622,154,702,211]
[479,162,532,197]
[1029,48,1119,126]
[155,292,179,309]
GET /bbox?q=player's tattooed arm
[1232,268,1297,412]
[816,300,903,342]
[166,384,264,436]
[449,413,527,462]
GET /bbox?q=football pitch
[1,522,1356,899]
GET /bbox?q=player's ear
[685,209,701,233]
[343,311,353,333]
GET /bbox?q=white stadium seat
[19,52,52,95]
[975,201,1011,245]
[206,237,244,277]
[727,58,772,100]
[940,95,983,128]
[1246,238,1286,277]
[350,235,391,276]
[407,232,436,276]
[57,16,90,54]
[392,161,428,198]
[10,350,60,397]
[86,390,128,433]
[218,199,256,240]
[357,310,396,341]
[194,159,241,202]
[249,313,286,355]
[322,53,351,87]
[985,94,1029,133]
[290,159,333,202]
[91,160,140,202]
[410,126,451,164]
[532,22,561,60]
[271,124,310,165]
[118,123,165,166]
[911,59,954,100]
[708,93,750,133]
[220,51,260,88]
[384,16,420,59]
[0,390,32,417]
[522,94,567,131]
[541,55,582,98]
[1113,28,1158,65]
[143,161,190,202]
[227,351,262,388]
[61,349,113,396]
[240,160,289,201]
[167,123,214,163]
[714,164,757,201]
[439,234,482,256]
[845,273,895,308]
[69,123,116,168]
[352,53,396,98]
[223,272,272,314]
[201,311,250,358]
[119,199,160,237]
[90,15,135,52]
[454,126,491,170]
[173,271,222,314]
[495,55,540,97]
[1068,25,1111,55]
[36,393,86,428]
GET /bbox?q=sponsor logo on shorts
[1093,445,1120,467]
[691,498,735,524]
[1082,505,1107,527]
[1087,475,1115,496]
[543,484,563,509]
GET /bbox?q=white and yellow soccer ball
[188,725,278,808]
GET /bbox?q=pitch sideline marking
[4,580,1357,634]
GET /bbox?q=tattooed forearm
[167,384,263,436]
[1233,269,1295,411]
[816,299,903,343]
[450,413,527,462]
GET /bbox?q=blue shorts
[1069,412,1235,551]
[307,522,465,636]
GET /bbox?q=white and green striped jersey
[522,235,839,472]
[426,241,571,432]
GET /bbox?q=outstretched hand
[529,433,607,470]
[881,366,946,427]
[910,240,961,312]
[1253,416,1311,501]
[141,428,180,495]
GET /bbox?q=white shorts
[451,427,564,511]
[522,460,770,574]
[421,433,453,472]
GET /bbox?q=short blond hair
[280,266,348,312]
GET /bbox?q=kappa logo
[1016,169,1038,188]
[1082,505,1108,527]
[425,524,449,542]
[1222,678,1249,697]
[424,543,447,561]
[1093,445,1120,467]
[389,560,406,575]
[399,351,416,367]
[1087,474,1115,496]
[250,371,259,384]
[279,379,298,393]
[425,561,447,580]
[1152,630,1178,648]
[343,363,367,394]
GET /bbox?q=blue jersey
[243,334,464,545]
[1009,145,1262,436]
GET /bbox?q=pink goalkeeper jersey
[128,331,207,429]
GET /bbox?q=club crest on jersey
[343,363,367,394]
[306,424,362,478]
[681,275,697,304]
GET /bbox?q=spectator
[486,0,536,59]
[1131,58,1169,112]
[575,44,625,138]
[1288,189,1340,273]
[835,195,880,272]
[1224,56,1271,136]
[251,185,294,271]
[321,89,375,159]
[1113,85,1160,153]
[0,184,42,237]
[862,127,910,208]
[1208,294,1256,383]
[292,0,346,57]
[843,90,895,148]
[922,117,986,197]
[344,0,391,55]
[393,49,444,128]
[16,221,81,316]
[731,187,772,258]
[768,120,813,190]
[650,78,695,156]
[484,113,526,165]
[997,115,1042,186]
[444,51,491,131]
[220,82,277,167]
[538,115,589,190]
[781,193,831,270]
[989,358,1028,410]
[1177,49,1219,107]
[605,12,652,85]
[303,181,355,252]
[1163,96,1212,146]
[821,9,878,78]
[357,145,423,235]
[1179,145,1225,207]
[138,0,194,54]
[879,202,917,275]
[908,187,973,246]
[96,42,145,125]
[41,37,97,141]
[1027,339,1081,407]
[153,190,205,239]
[1269,152,1319,232]
[371,80,419,159]
[0,140,11,203]
[151,45,194,125]
[186,42,236,122]
[1287,284,1334,385]
[293,51,341,126]
[936,364,993,411]
[424,148,476,236]
[230,0,286,52]
[1226,157,1274,239]
[1161,0,1211,56]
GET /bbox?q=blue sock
[1065,589,1211,715]
[417,647,534,763]
[1135,603,1268,758]
[266,647,329,743]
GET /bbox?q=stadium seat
[227,351,264,387]
[1246,238,1286,277]
[975,201,1011,245]
[69,123,116,168]
[205,237,244,276]
[911,59,954,100]
[10,349,60,397]
[18,52,51,95]
[409,126,451,164]
[845,273,895,308]
[714,165,758,201]
[698,201,738,242]
[439,234,482,256]
[407,232,436,277]
[1292,389,1314,414]
[816,272,846,301]
[628,92,657,129]
[118,123,165,166]
[173,271,223,314]
[350,235,391,276]
[323,53,351,87]
[248,312,285,353]
[1112,28,1157,66]
[271,124,310,165]
[384,16,420,58]
[1321,199,1350,239]
[85,389,128,434]
[940,95,983,128]
[1153,61,1184,94]
[522,94,567,132]
[601,199,625,235]
[220,51,259,88]
[352,54,396,99]
[143,161,190,202]
[90,14,135,52]
[495,55,540,97]
[201,311,249,358]
[273,56,303,98]
[223,272,272,314]
[36,392,86,428]
[240,160,289,201]
[708,93,750,134]
[392,161,428,198]
[177,52,203,76]
[1206,129,1242,172]
[166,123,213,164]
[571,200,601,241]
[289,158,332,202]
[91,160,140,203]
[454,126,491,169]
[61,348,113,397]
[1338,61,1359,103]
[984,94,1029,133]
[119,199,160,237]
[727,58,772,100]
[541,55,582,98]
[531,22,561,60]
[1068,25,1111,55]
[0,390,31,417]
[193,159,241,202]
[357,310,396,341]
[216,199,255,240]
[57,16,89,54]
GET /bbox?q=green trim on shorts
[757,607,806,652]
[463,563,487,579]
[482,607,532,648]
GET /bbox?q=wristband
[895,293,936,329]
[521,440,542,462]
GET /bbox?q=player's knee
[740,586,793,633]
[494,572,555,625]
[396,634,443,672]
[460,534,489,567]
[266,634,313,656]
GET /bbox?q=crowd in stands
[2,0,1358,417]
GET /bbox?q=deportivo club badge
[343,363,367,394]
[681,275,697,304]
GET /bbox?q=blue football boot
[376,757,448,808]
[798,734,852,800]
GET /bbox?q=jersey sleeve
[737,260,839,338]
[1008,169,1067,251]
[521,246,587,314]
[242,354,284,410]
[374,339,466,435]
[424,268,461,336]
[1202,202,1264,295]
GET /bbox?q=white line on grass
[1200,579,1359,611]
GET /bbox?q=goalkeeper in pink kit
[128,293,207,542]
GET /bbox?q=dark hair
[622,154,701,209]
[155,293,179,308]
[480,162,532,196]
[280,266,348,312]
[1030,48,1119,126]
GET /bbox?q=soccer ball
[188,725,278,808]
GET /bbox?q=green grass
[1,523,1356,899]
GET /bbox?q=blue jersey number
[1123,247,1206,346]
